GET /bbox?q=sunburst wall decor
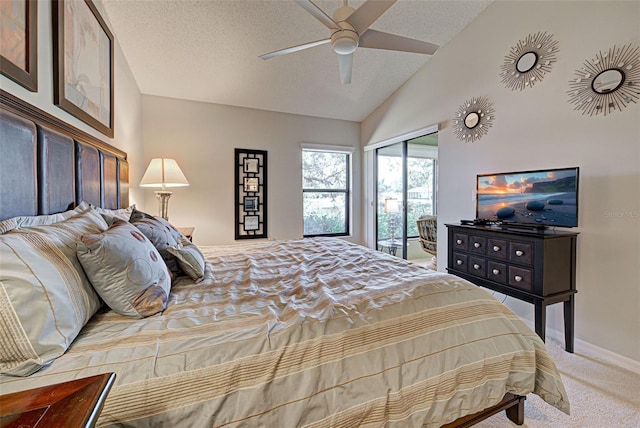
[567,44,640,116]
[500,32,559,91]
[453,97,495,143]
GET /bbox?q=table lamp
[139,158,189,220]
[384,198,399,244]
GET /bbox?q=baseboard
[501,298,640,374]
[545,326,640,374]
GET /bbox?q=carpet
[475,336,640,427]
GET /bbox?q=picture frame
[244,177,259,192]
[235,149,267,239]
[244,158,259,173]
[244,216,259,231]
[0,0,38,92]
[244,196,258,212]
[53,0,114,138]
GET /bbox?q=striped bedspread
[0,238,569,427]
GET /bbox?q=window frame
[301,145,353,238]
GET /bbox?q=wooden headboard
[0,90,128,221]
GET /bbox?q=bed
[0,91,569,427]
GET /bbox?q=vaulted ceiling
[102,0,492,122]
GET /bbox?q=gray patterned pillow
[77,220,171,318]
[167,237,206,282]
[90,204,136,226]
[129,208,154,223]
[131,216,185,277]
[0,209,107,376]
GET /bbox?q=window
[302,148,351,237]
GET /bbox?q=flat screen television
[476,167,579,229]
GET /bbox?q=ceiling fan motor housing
[331,6,359,55]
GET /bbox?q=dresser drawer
[452,252,468,272]
[509,266,533,291]
[446,223,579,352]
[453,233,468,250]
[469,257,487,277]
[487,261,507,285]
[509,242,533,265]
[469,236,487,255]
[487,238,507,260]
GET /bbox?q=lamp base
[154,191,173,220]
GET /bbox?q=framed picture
[244,196,258,211]
[244,158,259,173]
[0,0,38,91]
[244,177,259,192]
[235,148,267,239]
[244,216,259,231]
[53,0,114,137]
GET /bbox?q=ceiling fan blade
[259,38,331,60]
[347,0,397,35]
[338,53,353,85]
[295,0,340,30]
[359,29,439,55]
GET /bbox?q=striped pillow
[0,209,107,376]
[0,201,90,233]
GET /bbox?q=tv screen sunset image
[477,168,578,227]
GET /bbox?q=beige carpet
[475,336,640,427]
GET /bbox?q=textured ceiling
[102,0,492,122]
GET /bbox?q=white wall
[141,95,361,246]
[0,1,144,205]
[362,1,640,363]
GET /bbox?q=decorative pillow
[0,209,107,376]
[77,220,171,319]
[0,201,90,233]
[90,204,136,225]
[129,208,154,223]
[130,215,186,277]
[167,237,206,282]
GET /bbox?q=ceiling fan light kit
[331,5,359,55]
[259,0,440,84]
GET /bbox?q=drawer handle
[456,239,463,245]
[492,268,500,275]
[493,245,501,252]
[514,275,523,282]
[515,250,524,257]
[473,264,481,270]
[456,260,463,265]
[474,242,481,248]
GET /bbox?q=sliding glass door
[376,133,437,260]
[376,142,406,258]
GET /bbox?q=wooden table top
[0,372,116,428]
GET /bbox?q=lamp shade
[384,198,399,214]
[139,158,189,188]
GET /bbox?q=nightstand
[177,227,194,242]
[0,372,116,428]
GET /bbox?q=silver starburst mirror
[567,44,640,116]
[500,32,559,91]
[453,97,495,143]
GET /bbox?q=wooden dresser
[446,223,578,352]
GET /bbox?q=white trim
[363,124,439,152]
[300,142,355,153]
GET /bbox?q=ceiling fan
[259,0,439,84]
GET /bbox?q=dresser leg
[564,297,575,353]
[534,302,546,342]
